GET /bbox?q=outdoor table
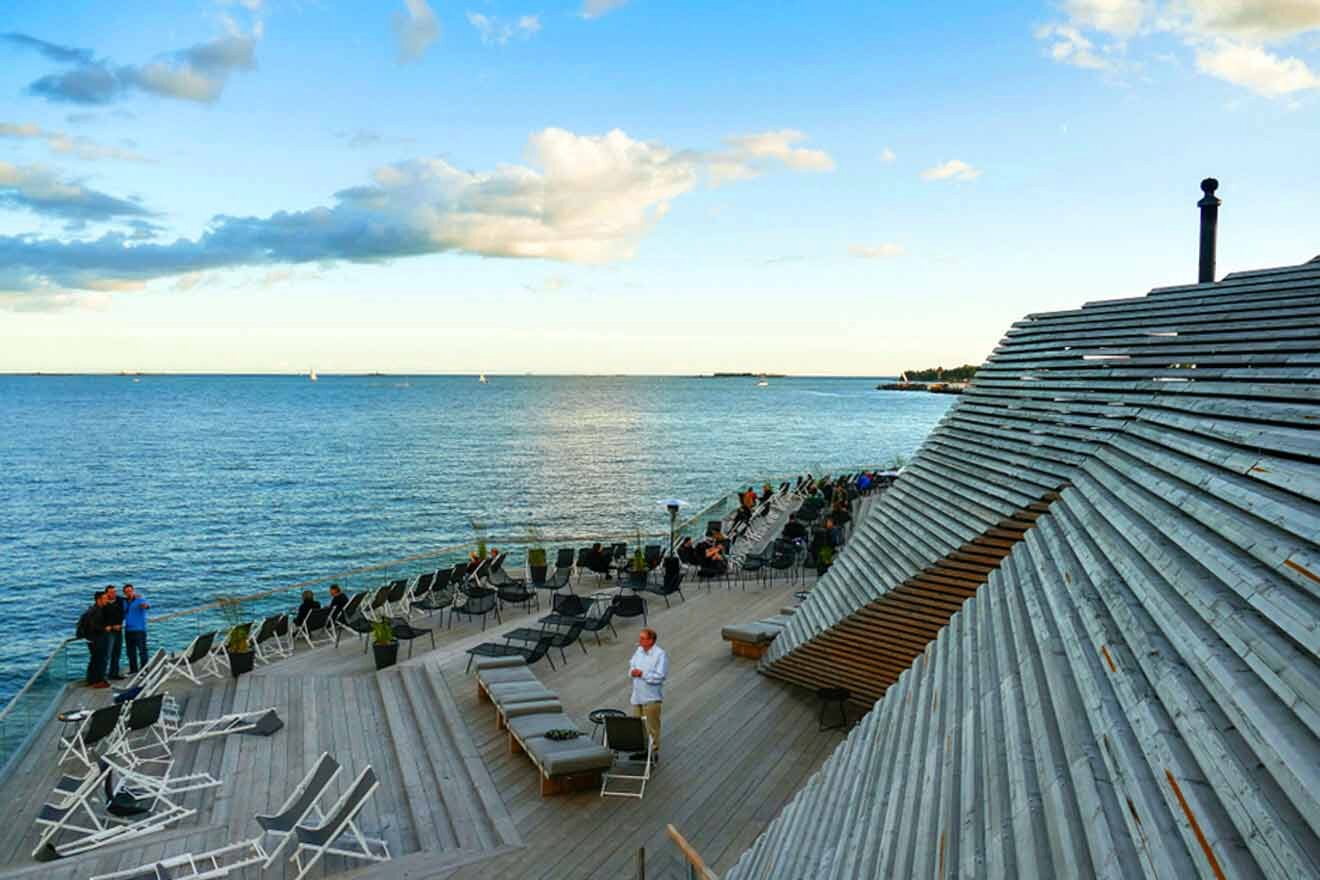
[56,708,90,751]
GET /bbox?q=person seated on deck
[465,551,482,575]
[696,538,727,575]
[294,590,321,626]
[760,483,774,503]
[589,542,613,580]
[782,513,808,544]
[676,537,698,567]
[809,521,838,575]
[831,501,852,529]
[327,583,349,622]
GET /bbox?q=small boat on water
[309,368,318,382]
[478,373,488,384]
[756,379,769,387]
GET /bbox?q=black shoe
[629,752,648,761]
[109,674,125,680]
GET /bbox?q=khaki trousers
[632,701,662,752]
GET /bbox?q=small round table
[588,708,627,743]
[56,708,90,750]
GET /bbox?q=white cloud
[1179,0,1320,40]
[1066,0,1151,35]
[582,0,628,19]
[0,161,150,221]
[849,243,905,258]
[0,120,146,163]
[467,12,542,45]
[879,147,896,162]
[395,0,440,62]
[717,129,835,181]
[920,159,981,182]
[1035,24,1114,69]
[1195,39,1320,93]
[1037,0,1320,96]
[0,126,841,301]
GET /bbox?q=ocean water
[0,374,953,703]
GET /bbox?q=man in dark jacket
[102,585,126,680]
[83,590,114,688]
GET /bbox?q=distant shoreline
[2,372,904,380]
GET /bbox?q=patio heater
[657,498,687,557]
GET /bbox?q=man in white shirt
[628,627,668,761]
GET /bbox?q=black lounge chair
[464,633,559,673]
[643,564,685,608]
[295,606,335,649]
[600,715,653,799]
[497,581,539,613]
[449,592,500,630]
[334,612,375,652]
[364,586,392,620]
[288,766,390,880]
[388,617,434,657]
[539,567,572,592]
[334,592,365,626]
[554,547,574,571]
[610,592,647,626]
[575,546,593,582]
[738,550,768,586]
[579,606,618,645]
[504,620,587,664]
[414,570,454,616]
[551,592,592,618]
[643,545,662,572]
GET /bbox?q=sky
[0,0,1317,375]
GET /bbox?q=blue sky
[1,0,1317,374]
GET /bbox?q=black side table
[816,687,851,731]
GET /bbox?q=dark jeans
[108,629,124,677]
[125,630,148,674]
[88,633,111,684]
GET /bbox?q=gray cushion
[478,665,538,688]
[524,736,613,775]
[721,621,783,644]
[473,656,527,672]
[487,682,558,706]
[507,712,579,741]
[503,699,563,719]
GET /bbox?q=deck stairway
[728,258,1320,877]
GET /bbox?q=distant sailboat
[756,379,769,387]
[309,368,318,382]
[478,373,488,384]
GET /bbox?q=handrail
[667,824,719,880]
[0,636,75,727]
[149,495,732,625]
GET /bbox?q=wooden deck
[0,571,839,880]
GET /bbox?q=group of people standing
[78,584,150,689]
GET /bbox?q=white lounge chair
[33,762,195,861]
[289,765,390,880]
[600,715,654,800]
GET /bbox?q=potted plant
[216,597,255,677]
[628,546,648,589]
[527,546,548,585]
[371,619,399,671]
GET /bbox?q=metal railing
[0,637,85,782]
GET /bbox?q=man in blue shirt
[122,583,151,675]
[628,627,668,763]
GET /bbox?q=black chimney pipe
[1198,178,1220,284]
